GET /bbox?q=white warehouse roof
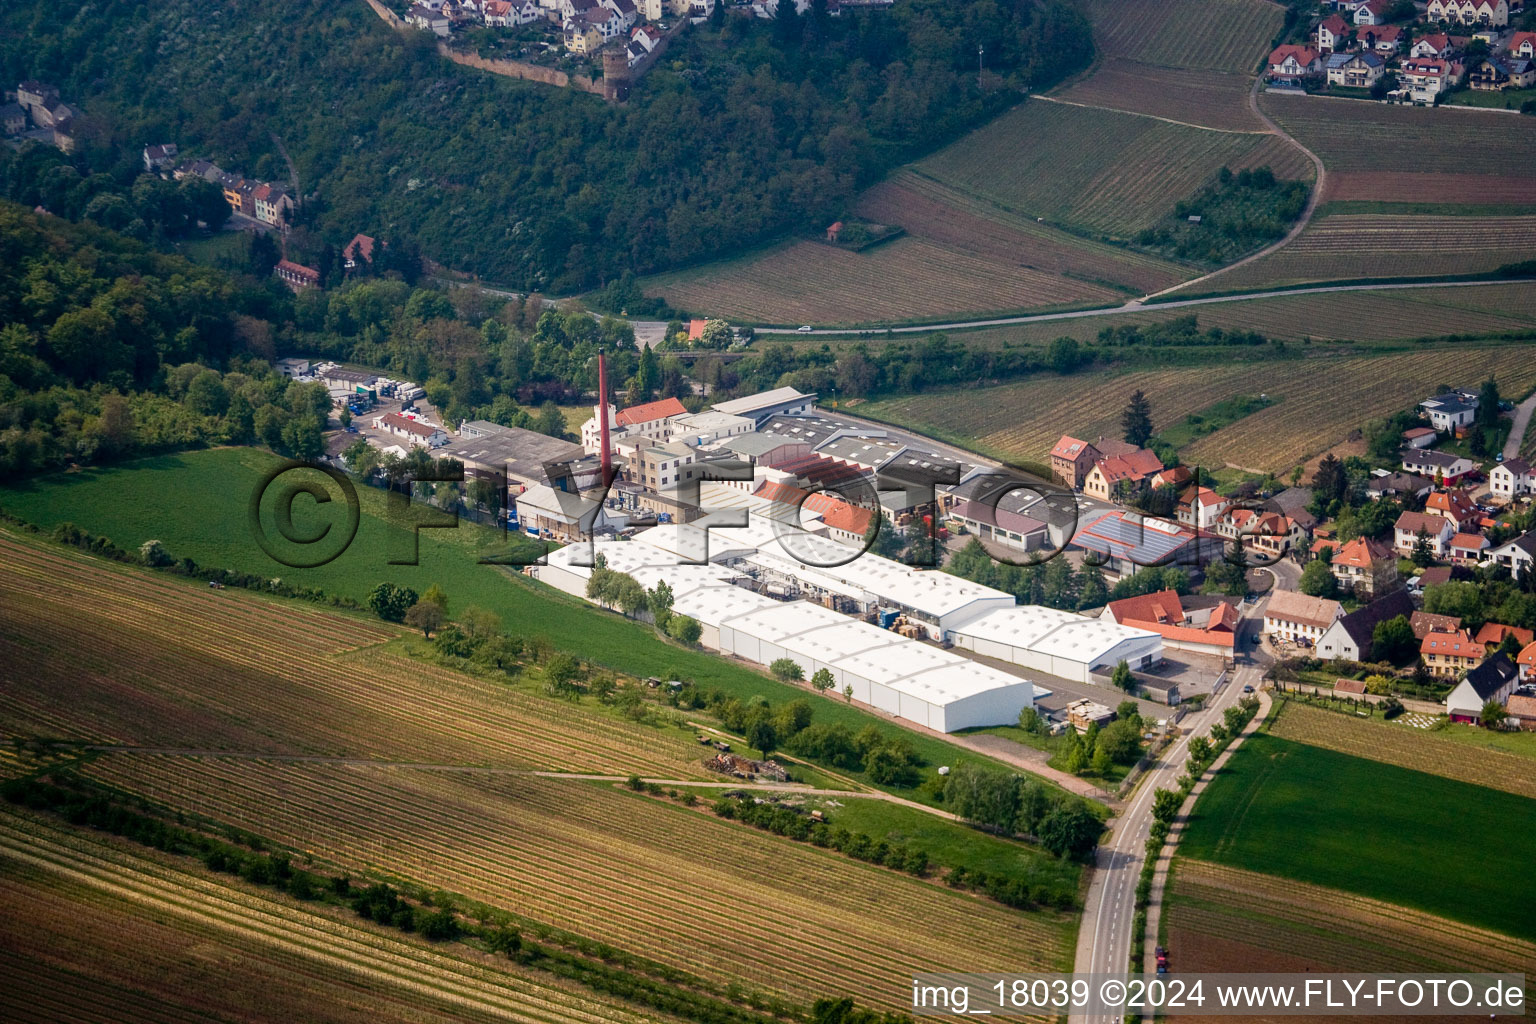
[953,605,1160,664]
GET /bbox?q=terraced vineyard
[1269,701,1536,800]
[0,533,705,778]
[915,101,1312,239]
[641,235,1125,326]
[1164,860,1536,1000]
[80,757,1077,1010]
[0,808,680,1024]
[1083,0,1284,73]
[859,345,1536,474]
[1052,62,1266,131]
[1208,214,1536,290]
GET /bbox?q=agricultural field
[1205,213,1536,290]
[0,809,684,1024]
[0,531,707,778]
[1083,0,1284,73]
[640,235,1125,328]
[914,101,1313,240]
[858,344,1536,475]
[856,174,1193,294]
[1051,61,1266,131]
[1177,733,1536,939]
[1269,701,1536,799]
[1163,860,1536,1022]
[78,757,1079,1011]
[1260,93,1536,206]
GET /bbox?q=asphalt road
[1069,592,1270,1024]
[1504,391,1536,461]
[751,278,1531,336]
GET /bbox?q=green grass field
[0,447,1038,801]
[1179,733,1536,940]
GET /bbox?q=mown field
[1177,733,1536,939]
[857,344,1536,474]
[1269,700,1536,799]
[914,101,1313,240]
[1206,213,1536,290]
[0,532,707,777]
[1052,61,1265,131]
[1163,860,1536,1024]
[78,757,1078,1009]
[0,810,672,1024]
[1083,0,1283,73]
[0,449,1017,788]
[1260,94,1536,206]
[640,234,1125,327]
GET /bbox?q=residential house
[1082,448,1164,502]
[1399,56,1457,98]
[1490,457,1534,500]
[1354,0,1390,24]
[564,15,603,51]
[1426,0,1509,26]
[1268,44,1322,80]
[1149,465,1194,491]
[1401,448,1475,485]
[1049,435,1102,489]
[1445,652,1518,722]
[1411,32,1455,57]
[1361,24,1403,51]
[142,143,178,173]
[483,0,518,25]
[1422,629,1483,678]
[372,412,449,448]
[1316,587,1416,662]
[1486,531,1536,576]
[1425,488,1480,530]
[1264,589,1344,645]
[1327,50,1385,86]
[1220,508,1305,558]
[1366,471,1433,500]
[1403,428,1439,452]
[1474,622,1534,655]
[1265,486,1318,533]
[0,103,26,136]
[581,396,687,454]
[406,3,453,34]
[639,0,666,18]
[1329,535,1399,596]
[1317,13,1352,51]
[1511,31,1536,58]
[274,260,321,291]
[603,0,638,28]
[1176,486,1230,530]
[1393,509,1455,557]
[1469,55,1536,89]
[1419,391,1479,432]
[752,480,874,545]
[1448,531,1490,566]
[1105,589,1237,656]
[251,184,293,228]
[1519,642,1536,681]
[343,233,376,271]
[1411,609,1463,638]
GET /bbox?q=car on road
[796,325,813,333]
[1242,684,1254,693]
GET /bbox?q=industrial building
[528,482,1163,730]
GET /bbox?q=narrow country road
[1068,592,1270,1024]
[1504,391,1536,460]
[751,277,1528,336]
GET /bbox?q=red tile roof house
[1447,531,1490,566]
[1393,510,1455,557]
[1334,677,1368,694]
[1268,44,1321,81]
[1328,535,1398,595]
[753,479,874,545]
[1506,693,1536,730]
[1105,588,1237,656]
[343,233,376,269]
[1049,434,1101,490]
[1401,426,1438,448]
[1316,13,1352,52]
[1425,488,1479,529]
[372,411,449,448]
[1512,31,1536,59]
[1421,629,1483,678]
[1410,609,1463,639]
[1082,448,1164,502]
[274,259,321,291]
[1474,622,1534,654]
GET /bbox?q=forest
[0,0,1092,292]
